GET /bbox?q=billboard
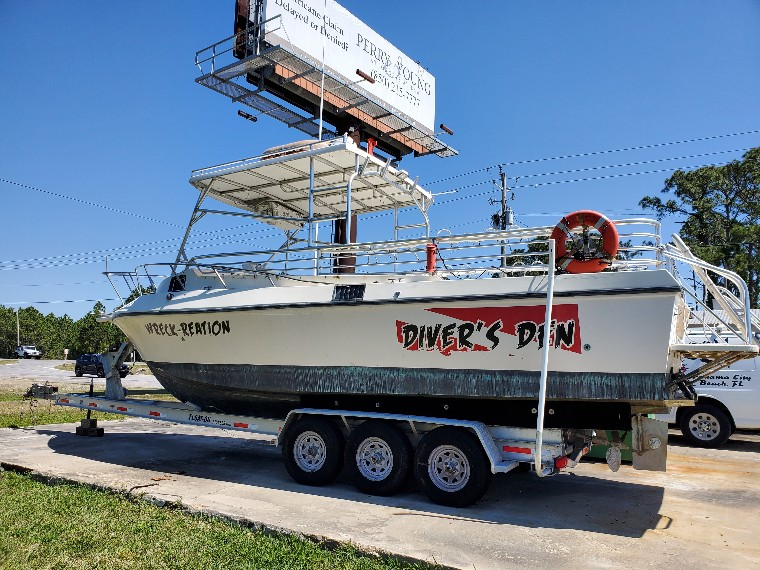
[260,0,436,132]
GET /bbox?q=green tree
[0,306,18,358]
[0,303,125,359]
[639,147,760,308]
[70,302,126,358]
[17,307,45,349]
[120,284,155,307]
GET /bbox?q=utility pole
[500,171,508,231]
[496,168,514,267]
[16,308,20,346]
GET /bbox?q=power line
[5,139,750,271]
[14,280,105,288]
[507,148,748,183]
[434,161,732,206]
[3,298,118,306]
[425,151,746,200]
[511,163,732,190]
[0,222,282,270]
[3,149,743,271]
[425,129,760,185]
[0,228,289,271]
[1,178,184,227]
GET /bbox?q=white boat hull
[112,269,686,425]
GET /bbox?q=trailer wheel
[414,427,492,508]
[282,417,344,486]
[680,404,732,448]
[345,421,412,496]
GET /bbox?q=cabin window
[168,275,186,292]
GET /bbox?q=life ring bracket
[549,210,619,274]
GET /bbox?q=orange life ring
[550,210,619,274]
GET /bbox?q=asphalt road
[1,359,759,569]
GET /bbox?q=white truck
[659,320,760,448]
[16,345,41,359]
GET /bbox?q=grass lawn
[0,383,177,429]
[0,399,122,429]
[0,369,439,569]
[0,471,436,570]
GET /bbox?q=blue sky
[2,1,759,320]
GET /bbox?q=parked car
[16,345,41,359]
[74,354,130,379]
[658,325,759,448]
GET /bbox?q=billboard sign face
[261,0,436,132]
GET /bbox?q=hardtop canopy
[188,137,433,229]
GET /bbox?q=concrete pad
[2,419,760,569]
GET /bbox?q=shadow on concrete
[39,424,665,538]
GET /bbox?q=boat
[102,3,758,434]
[103,134,758,430]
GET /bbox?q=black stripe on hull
[148,362,668,429]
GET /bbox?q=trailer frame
[45,390,596,507]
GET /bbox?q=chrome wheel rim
[356,437,393,481]
[428,444,470,492]
[293,430,327,472]
[688,413,721,441]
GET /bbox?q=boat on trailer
[90,1,759,505]
[104,135,758,433]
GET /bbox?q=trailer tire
[345,421,412,496]
[679,404,732,448]
[414,427,492,508]
[282,417,344,486]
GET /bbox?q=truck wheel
[282,417,344,486]
[680,404,732,448]
[75,368,83,377]
[345,421,412,496]
[414,427,492,508]
[97,367,105,378]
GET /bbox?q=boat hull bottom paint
[147,361,667,429]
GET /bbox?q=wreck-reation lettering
[145,320,231,338]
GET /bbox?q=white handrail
[535,238,556,477]
[662,235,753,344]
